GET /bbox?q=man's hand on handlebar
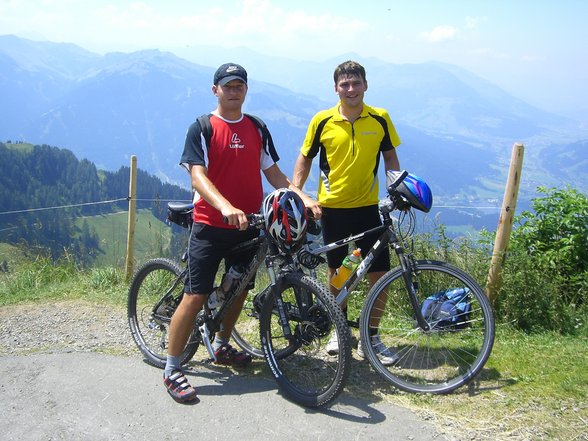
[221,206,249,230]
[300,194,322,220]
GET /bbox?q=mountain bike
[127,201,351,408]
[235,171,495,394]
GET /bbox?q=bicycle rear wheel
[260,273,351,407]
[127,258,199,368]
[360,260,495,394]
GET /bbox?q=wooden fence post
[125,155,137,280]
[485,143,524,304]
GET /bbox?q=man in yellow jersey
[293,60,400,365]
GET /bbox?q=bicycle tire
[128,258,199,369]
[359,260,495,394]
[260,273,351,407]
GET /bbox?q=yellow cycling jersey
[300,103,401,208]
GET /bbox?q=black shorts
[321,205,390,273]
[184,223,259,295]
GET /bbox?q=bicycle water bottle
[330,248,362,290]
[220,265,243,294]
[207,266,243,312]
[207,288,222,312]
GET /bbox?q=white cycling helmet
[263,189,308,253]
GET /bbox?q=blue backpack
[421,287,472,330]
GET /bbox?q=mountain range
[1,34,586,230]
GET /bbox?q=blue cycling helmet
[386,171,433,213]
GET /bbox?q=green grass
[0,243,26,269]
[0,257,127,307]
[339,322,587,441]
[491,330,587,402]
[76,208,173,267]
[392,325,588,440]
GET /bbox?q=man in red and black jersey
[163,63,320,403]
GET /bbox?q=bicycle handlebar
[222,213,265,230]
[382,169,411,213]
[168,170,410,232]
[246,213,265,229]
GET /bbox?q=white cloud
[421,25,458,43]
[81,0,368,57]
[204,0,369,53]
[465,16,485,30]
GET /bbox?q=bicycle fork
[395,246,432,332]
[274,288,294,338]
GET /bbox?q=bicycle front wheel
[260,273,351,407]
[360,260,495,394]
[127,258,199,369]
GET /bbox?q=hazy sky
[2,0,587,114]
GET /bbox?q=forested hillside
[0,142,190,264]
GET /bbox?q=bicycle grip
[222,214,264,229]
[387,170,409,192]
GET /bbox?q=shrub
[496,186,588,335]
[413,222,491,285]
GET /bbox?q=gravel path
[0,300,136,355]
[0,300,447,441]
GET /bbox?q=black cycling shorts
[320,205,390,273]
[184,223,259,295]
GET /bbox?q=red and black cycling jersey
[180,113,278,228]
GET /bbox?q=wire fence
[0,197,192,217]
[0,196,501,268]
[0,198,500,217]
[0,196,193,267]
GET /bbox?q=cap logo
[226,66,239,73]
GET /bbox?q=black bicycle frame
[308,211,431,331]
[207,236,269,332]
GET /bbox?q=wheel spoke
[360,261,495,393]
